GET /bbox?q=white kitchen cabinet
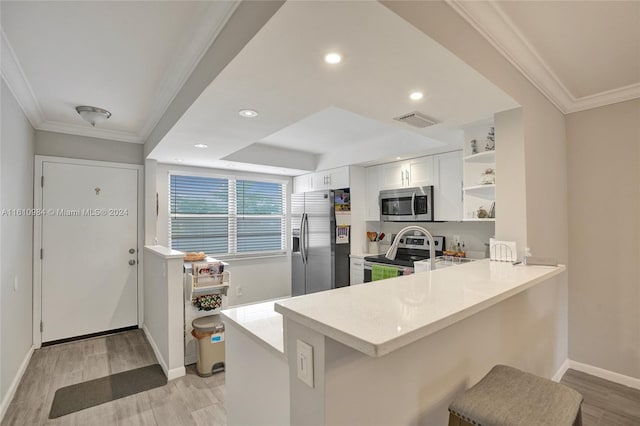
[380,162,407,189]
[350,257,365,285]
[365,165,382,221]
[407,156,434,187]
[380,157,434,189]
[294,166,350,192]
[293,174,312,194]
[433,150,463,221]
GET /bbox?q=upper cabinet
[365,165,382,221]
[433,151,463,221]
[380,157,434,190]
[292,166,351,193]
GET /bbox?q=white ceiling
[448,0,640,113]
[150,1,517,174]
[1,0,238,143]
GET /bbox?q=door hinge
[41,176,44,187]
[40,321,43,332]
[40,248,43,259]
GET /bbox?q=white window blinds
[169,174,286,256]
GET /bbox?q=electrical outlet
[236,286,243,296]
[453,235,461,244]
[296,340,314,388]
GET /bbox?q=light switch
[296,339,314,388]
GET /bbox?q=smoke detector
[393,111,438,128]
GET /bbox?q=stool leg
[573,406,583,426]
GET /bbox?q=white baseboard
[551,359,571,382]
[142,324,169,378]
[167,366,186,381]
[567,359,640,390]
[551,358,640,390]
[0,345,35,422]
[142,324,185,381]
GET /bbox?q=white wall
[0,80,35,409]
[35,130,144,165]
[142,247,185,379]
[154,163,292,306]
[567,99,640,379]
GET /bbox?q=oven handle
[411,192,416,216]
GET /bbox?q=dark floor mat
[49,364,166,418]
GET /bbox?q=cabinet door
[311,172,328,190]
[350,258,365,285]
[365,165,382,221]
[293,174,311,193]
[328,166,350,189]
[434,151,463,221]
[408,156,434,187]
[380,162,407,189]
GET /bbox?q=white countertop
[143,245,185,259]
[221,299,286,359]
[274,259,565,357]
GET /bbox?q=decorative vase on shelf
[485,126,495,151]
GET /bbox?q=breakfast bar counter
[223,259,567,426]
[274,259,565,357]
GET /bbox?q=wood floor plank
[561,368,640,426]
[191,403,226,426]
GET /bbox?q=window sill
[215,252,289,262]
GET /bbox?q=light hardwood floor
[561,369,640,426]
[1,330,226,426]
[5,333,640,426]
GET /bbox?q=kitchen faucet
[385,225,436,271]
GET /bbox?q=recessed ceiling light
[239,109,258,118]
[324,53,342,64]
[409,92,424,101]
[396,157,402,160]
[174,158,184,162]
[194,143,208,149]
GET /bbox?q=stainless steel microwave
[379,186,434,222]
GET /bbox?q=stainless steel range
[363,235,444,282]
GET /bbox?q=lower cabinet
[350,257,365,285]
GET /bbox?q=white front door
[40,161,139,342]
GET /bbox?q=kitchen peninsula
[221,259,566,425]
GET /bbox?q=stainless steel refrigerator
[291,189,350,296]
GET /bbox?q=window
[169,174,286,256]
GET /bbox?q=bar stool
[448,365,583,426]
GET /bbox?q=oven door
[363,262,412,282]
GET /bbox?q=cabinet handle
[405,170,410,186]
[401,170,404,187]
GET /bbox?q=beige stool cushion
[449,365,583,426]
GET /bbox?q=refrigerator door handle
[303,213,309,264]
[300,213,307,264]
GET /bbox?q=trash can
[191,314,225,377]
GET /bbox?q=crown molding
[567,82,640,114]
[446,0,640,114]
[1,1,240,144]
[38,120,143,144]
[1,30,45,128]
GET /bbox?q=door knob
[129,259,136,265]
